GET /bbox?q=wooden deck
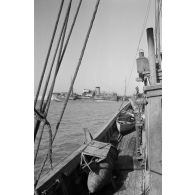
[90,130,144,195]
[113,131,144,195]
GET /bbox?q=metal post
[155,0,158,56]
[157,0,161,68]
[147,28,157,85]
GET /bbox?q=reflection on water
[34,100,122,177]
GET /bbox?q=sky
[34,0,155,96]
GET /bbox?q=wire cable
[39,20,66,113]
[34,0,64,107]
[34,0,72,162]
[40,0,83,113]
[42,0,72,114]
[54,0,101,140]
[35,0,100,187]
[126,0,152,94]
[118,0,151,110]
[34,0,71,141]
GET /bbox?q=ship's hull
[77,95,92,99]
[35,101,139,195]
[35,93,159,195]
[35,95,159,195]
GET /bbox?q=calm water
[34,100,123,177]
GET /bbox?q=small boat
[116,114,135,135]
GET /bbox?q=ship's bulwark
[144,85,162,195]
[34,101,122,178]
[35,101,146,195]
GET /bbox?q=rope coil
[34,109,53,169]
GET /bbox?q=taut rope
[34,0,64,107]
[34,0,101,187]
[34,0,72,164]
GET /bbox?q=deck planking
[113,131,144,195]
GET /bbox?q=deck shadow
[80,133,137,195]
[120,126,136,137]
[114,155,134,191]
[89,155,134,195]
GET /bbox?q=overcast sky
[34,0,155,96]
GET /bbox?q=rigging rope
[155,0,161,67]
[39,20,66,113]
[35,0,84,169]
[54,0,101,140]
[126,0,152,94]
[42,0,72,114]
[34,109,53,166]
[40,0,83,114]
[117,0,151,111]
[35,122,53,187]
[34,0,153,189]
[157,0,162,67]
[124,0,152,193]
[35,0,101,187]
[42,0,83,113]
[34,0,72,141]
[34,0,72,163]
[58,0,83,67]
[34,0,64,107]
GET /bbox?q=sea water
[34,100,123,178]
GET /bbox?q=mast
[124,78,126,100]
[155,0,158,56]
[71,76,74,96]
[155,0,161,68]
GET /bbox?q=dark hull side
[144,84,162,195]
[87,146,118,193]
